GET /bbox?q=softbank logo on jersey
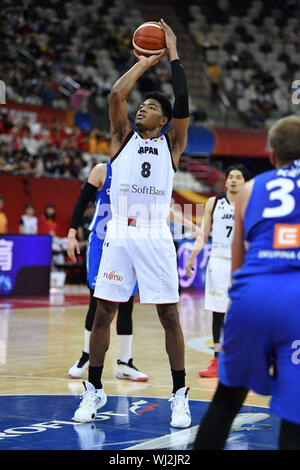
[120,183,165,196]
[132,184,165,196]
[103,271,123,282]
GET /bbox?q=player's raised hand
[159,19,177,56]
[67,237,80,262]
[134,49,167,68]
[185,255,195,279]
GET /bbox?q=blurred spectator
[40,80,56,107]
[0,143,14,172]
[21,126,41,156]
[207,62,221,103]
[0,195,8,234]
[19,203,38,234]
[89,129,110,155]
[39,203,57,236]
[196,28,219,58]
[70,89,91,111]
[76,128,91,152]
[59,155,77,177]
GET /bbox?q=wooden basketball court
[0,286,273,450]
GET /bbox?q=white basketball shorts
[204,256,232,313]
[94,217,179,304]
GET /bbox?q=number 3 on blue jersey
[262,177,300,218]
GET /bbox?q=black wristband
[171,59,189,119]
[70,182,98,230]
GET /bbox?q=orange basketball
[132,22,166,57]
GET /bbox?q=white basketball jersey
[20,215,38,234]
[110,130,176,220]
[210,195,235,259]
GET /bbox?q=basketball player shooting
[73,19,192,428]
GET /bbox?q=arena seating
[183,0,300,128]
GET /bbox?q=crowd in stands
[1,0,300,134]
[183,0,300,128]
[0,1,174,178]
[0,111,111,179]
[0,1,172,114]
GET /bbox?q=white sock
[118,335,133,363]
[84,329,91,354]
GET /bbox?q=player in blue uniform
[194,115,300,450]
[67,161,148,382]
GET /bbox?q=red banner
[0,102,74,127]
[212,127,270,158]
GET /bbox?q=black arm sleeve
[171,59,189,119]
[69,182,98,230]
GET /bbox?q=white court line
[0,392,270,412]
[125,413,270,450]
[126,426,199,450]
[0,375,215,392]
[0,375,259,396]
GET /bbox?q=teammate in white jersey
[72,19,192,428]
[185,165,250,377]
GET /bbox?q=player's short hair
[225,164,251,182]
[268,115,300,164]
[143,92,173,124]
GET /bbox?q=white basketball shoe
[115,358,149,382]
[73,381,107,423]
[169,387,191,428]
[68,351,89,379]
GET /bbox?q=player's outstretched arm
[160,19,189,167]
[185,197,215,278]
[67,163,107,262]
[168,205,201,238]
[231,180,253,276]
[109,51,166,152]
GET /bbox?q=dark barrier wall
[0,174,82,237]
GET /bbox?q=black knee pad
[116,296,134,335]
[212,311,225,344]
[85,288,97,331]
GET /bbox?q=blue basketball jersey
[88,162,112,237]
[237,159,300,277]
